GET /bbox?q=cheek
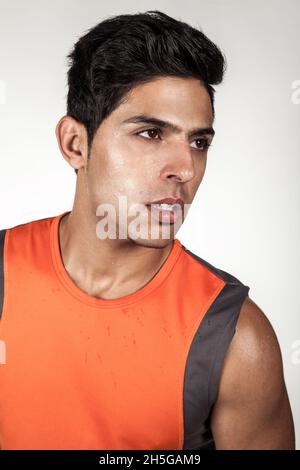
[193,156,207,186]
[109,138,161,184]
[90,136,163,201]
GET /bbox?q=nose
[159,141,196,183]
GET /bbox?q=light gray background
[0,0,299,449]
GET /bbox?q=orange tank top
[0,212,249,450]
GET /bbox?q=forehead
[110,76,213,127]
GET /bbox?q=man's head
[56,10,226,247]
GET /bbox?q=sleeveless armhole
[0,229,6,321]
[181,246,250,450]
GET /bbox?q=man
[0,10,295,450]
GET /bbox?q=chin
[129,236,174,249]
[125,218,182,248]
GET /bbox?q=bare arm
[210,296,295,449]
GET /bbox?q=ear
[55,115,89,171]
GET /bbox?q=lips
[145,197,184,224]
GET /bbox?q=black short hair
[66,10,226,175]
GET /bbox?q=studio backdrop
[0,0,299,449]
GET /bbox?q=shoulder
[210,295,295,449]
[180,244,249,288]
[236,295,281,361]
[236,296,284,381]
[219,295,284,402]
[0,215,55,245]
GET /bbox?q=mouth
[145,197,184,225]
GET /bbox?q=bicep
[210,297,295,450]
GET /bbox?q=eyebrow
[122,114,215,139]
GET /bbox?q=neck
[58,186,174,300]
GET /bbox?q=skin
[55,76,295,449]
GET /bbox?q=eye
[191,138,211,151]
[137,128,161,140]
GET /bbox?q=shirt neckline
[50,211,184,309]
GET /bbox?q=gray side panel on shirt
[182,246,250,450]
